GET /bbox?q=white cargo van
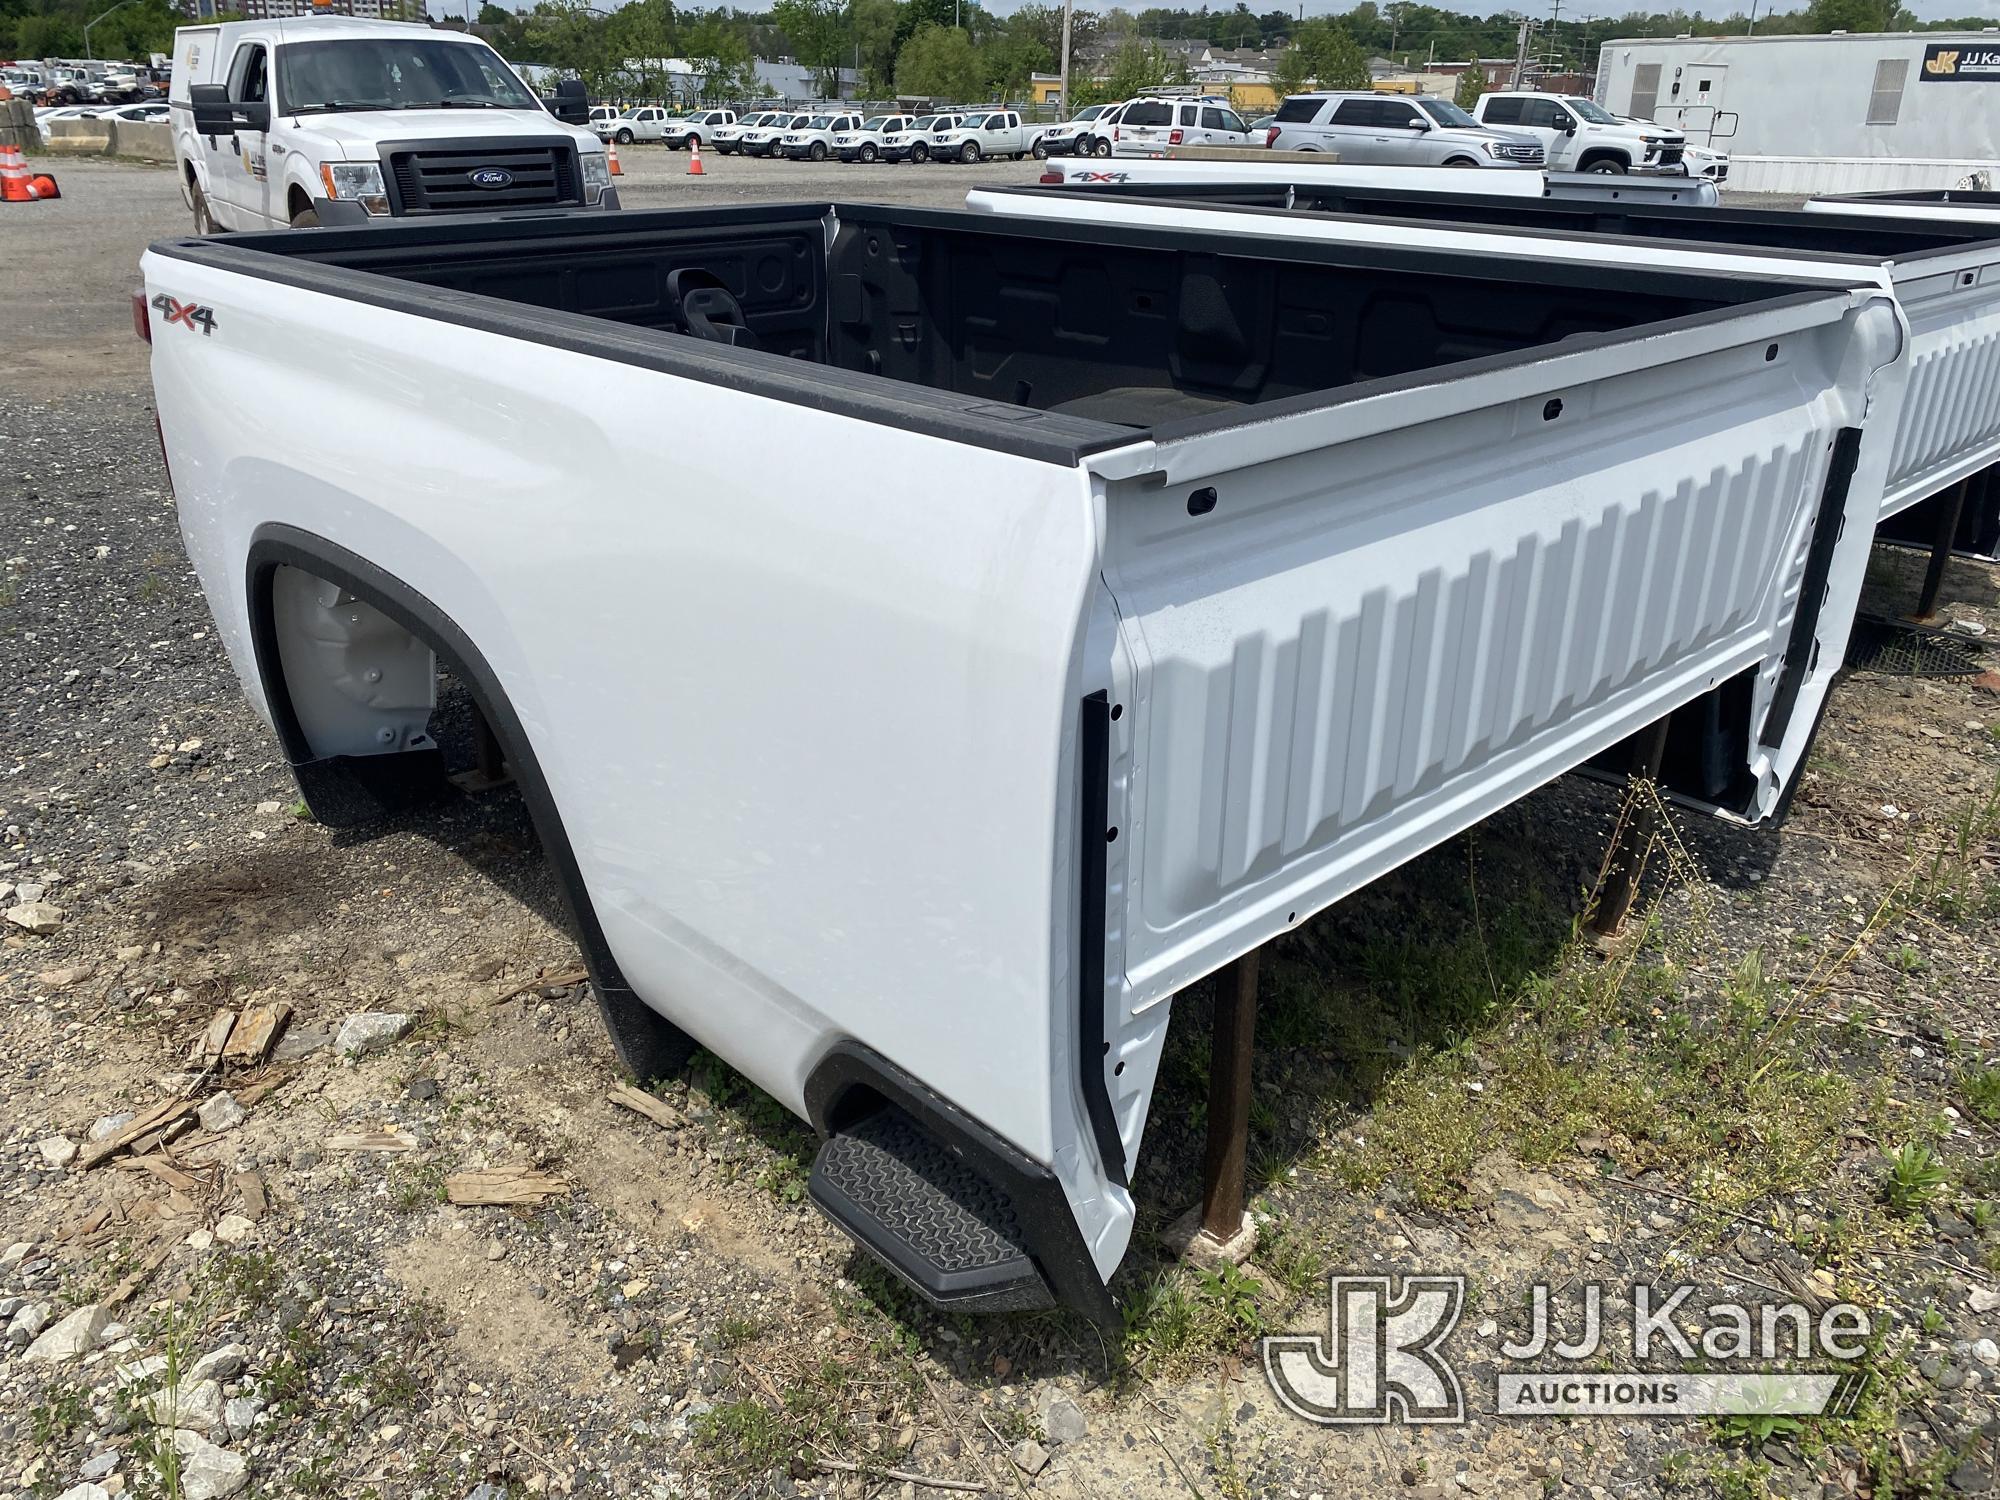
[169,15,616,232]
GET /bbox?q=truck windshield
[1568,98,1620,124]
[279,39,538,114]
[1414,98,1480,128]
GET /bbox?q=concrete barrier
[44,116,174,163]
[112,120,173,163]
[45,117,112,153]
[0,96,40,153]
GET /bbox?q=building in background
[177,0,425,17]
[1428,58,1521,91]
[1597,30,2000,193]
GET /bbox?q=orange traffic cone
[687,138,704,176]
[30,174,59,200]
[607,140,622,176]
[0,144,48,202]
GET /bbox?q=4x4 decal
[153,294,218,336]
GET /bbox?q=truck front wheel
[910,142,928,163]
[1443,156,1477,167]
[858,142,878,162]
[289,207,321,228]
[1583,154,1628,174]
[616,128,634,144]
[1031,140,1048,159]
[809,140,828,161]
[1091,137,1111,158]
[189,178,215,234]
[960,141,981,164]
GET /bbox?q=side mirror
[1562,119,1578,134]
[1407,118,1429,129]
[550,78,591,126]
[189,82,265,135]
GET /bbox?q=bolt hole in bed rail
[148,203,1898,1320]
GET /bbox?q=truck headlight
[320,161,389,215]
[1482,139,1505,157]
[580,150,611,204]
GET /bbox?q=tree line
[472,0,2000,105]
[6,0,1995,103]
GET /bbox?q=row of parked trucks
[149,13,1999,1323]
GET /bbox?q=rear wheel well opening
[243,530,696,1079]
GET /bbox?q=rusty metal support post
[1913,475,1972,622]
[1200,947,1261,1240]
[1588,718,1672,939]
[474,708,505,783]
[451,706,513,794]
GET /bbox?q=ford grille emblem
[470,168,513,189]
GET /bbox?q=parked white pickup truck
[779,111,862,161]
[879,113,957,162]
[709,110,778,154]
[144,202,1901,1319]
[664,108,735,149]
[926,109,1037,163]
[169,15,615,232]
[737,112,808,157]
[599,105,671,144]
[1473,91,1686,175]
[834,114,913,162]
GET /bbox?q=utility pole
[1058,0,1073,112]
[1747,0,1760,32]
[1510,15,1535,88]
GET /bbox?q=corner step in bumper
[809,1105,1055,1313]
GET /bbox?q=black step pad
[810,1106,1054,1313]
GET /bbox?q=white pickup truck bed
[1807,188,2000,224]
[143,204,1904,1320]
[974,180,1999,534]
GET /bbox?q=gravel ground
[0,151,1049,402]
[1,156,1998,1500]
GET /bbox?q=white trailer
[1595,31,2000,196]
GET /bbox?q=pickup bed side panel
[1882,260,2000,514]
[968,190,2000,525]
[144,252,1132,1268]
[1088,295,1902,1165]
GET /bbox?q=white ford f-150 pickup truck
[142,202,1903,1321]
[170,15,615,233]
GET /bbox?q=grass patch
[696,1363,858,1485]
[1122,1262,1268,1378]
[1317,772,2000,1245]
